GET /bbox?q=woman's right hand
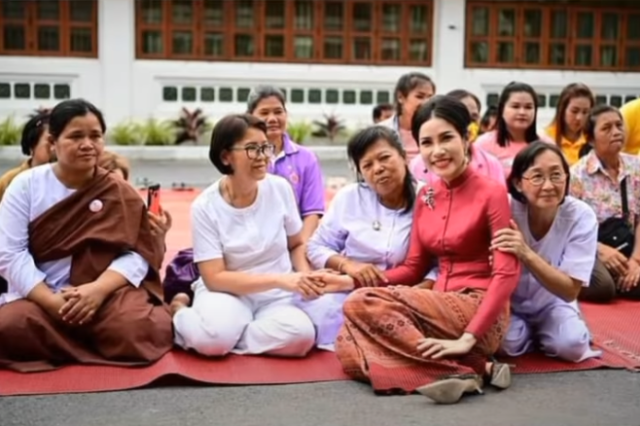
[279,273,325,300]
[342,260,388,287]
[598,244,628,276]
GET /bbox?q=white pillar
[98,0,135,126]
[432,0,467,93]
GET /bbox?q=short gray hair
[246,85,287,113]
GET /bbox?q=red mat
[1,300,638,396]
[0,350,349,396]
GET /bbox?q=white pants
[502,303,601,363]
[173,281,315,357]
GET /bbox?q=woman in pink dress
[475,82,552,177]
[311,96,520,404]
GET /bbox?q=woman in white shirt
[171,114,316,357]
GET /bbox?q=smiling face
[221,127,273,182]
[503,91,536,135]
[51,113,104,173]
[515,149,567,210]
[357,138,407,200]
[418,117,468,182]
[592,111,625,157]
[251,96,287,142]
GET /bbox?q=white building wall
[0,0,639,129]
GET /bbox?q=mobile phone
[147,184,161,215]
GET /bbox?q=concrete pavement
[1,371,638,426]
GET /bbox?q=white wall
[0,0,639,129]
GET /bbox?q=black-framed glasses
[522,172,567,186]
[230,143,276,160]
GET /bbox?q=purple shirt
[268,133,325,217]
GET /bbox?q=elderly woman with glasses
[492,142,600,363]
[170,114,316,358]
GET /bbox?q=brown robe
[0,167,173,372]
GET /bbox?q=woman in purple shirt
[247,86,325,241]
[296,126,432,349]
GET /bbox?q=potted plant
[312,113,346,143]
[0,116,23,146]
[140,118,175,146]
[286,121,313,144]
[173,108,212,145]
[109,121,143,146]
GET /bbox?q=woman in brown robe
[0,99,173,372]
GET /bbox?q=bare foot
[170,293,191,317]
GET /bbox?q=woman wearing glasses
[163,86,325,304]
[492,142,600,363]
[171,114,316,358]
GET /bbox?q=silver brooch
[423,187,435,210]
[372,220,381,231]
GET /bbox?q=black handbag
[597,176,635,258]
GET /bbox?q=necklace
[224,178,257,208]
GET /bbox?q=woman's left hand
[618,258,640,292]
[149,208,172,239]
[417,333,477,359]
[59,283,108,325]
[491,220,529,260]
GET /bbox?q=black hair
[48,99,106,140]
[480,106,498,131]
[246,85,287,114]
[496,81,540,148]
[411,95,472,144]
[372,103,393,122]
[393,72,436,116]
[347,126,416,214]
[446,89,481,112]
[507,141,570,204]
[208,114,268,175]
[20,111,50,156]
[579,104,623,159]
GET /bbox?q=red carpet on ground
[1,301,637,396]
[0,190,638,396]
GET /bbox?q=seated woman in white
[492,141,600,362]
[299,126,433,349]
[171,114,316,357]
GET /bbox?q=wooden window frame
[135,0,433,66]
[465,1,640,72]
[0,0,98,58]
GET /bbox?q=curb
[0,145,349,162]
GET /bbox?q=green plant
[109,121,143,146]
[173,108,212,145]
[140,118,175,146]
[312,113,346,142]
[0,115,23,146]
[287,121,313,144]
